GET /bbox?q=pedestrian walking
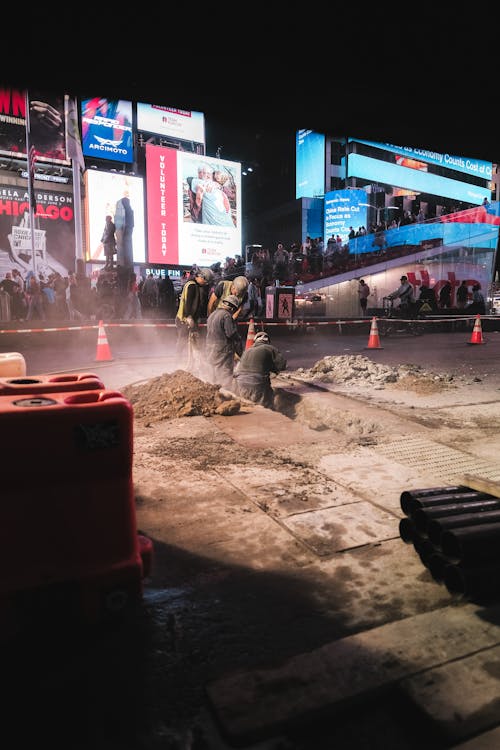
[357,279,370,315]
[439,280,452,309]
[466,283,486,315]
[456,281,468,309]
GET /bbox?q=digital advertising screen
[349,204,500,255]
[81,97,133,163]
[351,138,493,182]
[346,154,491,205]
[145,144,241,267]
[137,103,205,149]
[324,189,368,243]
[84,170,146,263]
[296,129,325,199]
[0,86,69,164]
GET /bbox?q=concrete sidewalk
[85,359,500,748]
[28,355,500,749]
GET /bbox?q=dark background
[7,10,499,215]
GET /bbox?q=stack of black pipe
[399,484,500,601]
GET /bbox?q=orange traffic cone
[245,317,256,349]
[365,317,383,349]
[467,314,486,345]
[95,320,113,361]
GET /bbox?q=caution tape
[0,315,496,335]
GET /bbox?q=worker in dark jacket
[175,267,214,358]
[234,330,287,408]
[205,294,243,389]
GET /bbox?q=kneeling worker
[234,330,287,409]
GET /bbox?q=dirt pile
[120,369,241,424]
[283,354,461,394]
[120,358,463,427]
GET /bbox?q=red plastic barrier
[0,389,151,632]
[0,372,105,396]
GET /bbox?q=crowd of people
[0,247,490,410]
[385,275,487,316]
[0,265,178,323]
[0,217,493,323]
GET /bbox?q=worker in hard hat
[234,330,287,408]
[205,294,243,389]
[175,267,214,359]
[207,275,249,320]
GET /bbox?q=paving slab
[206,603,500,745]
[451,727,500,749]
[281,501,398,555]
[211,405,323,449]
[400,643,500,743]
[248,477,360,518]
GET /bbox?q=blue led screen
[296,130,325,199]
[324,189,368,243]
[347,154,490,205]
[351,139,493,182]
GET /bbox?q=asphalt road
[1,317,499,382]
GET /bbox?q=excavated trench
[272,377,430,438]
[269,372,500,489]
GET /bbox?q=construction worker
[207,275,249,320]
[205,294,243,390]
[234,330,287,409]
[175,267,214,360]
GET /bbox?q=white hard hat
[253,331,270,344]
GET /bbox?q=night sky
[7,10,499,214]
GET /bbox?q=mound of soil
[120,369,241,424]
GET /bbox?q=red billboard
[145,144,242,267]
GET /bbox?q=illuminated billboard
[349,204,500,255]
[85,170,145,263]
[145,144,241,267]
[352,138,493,182]
[324,189,368,243]
[81,97,133,163]
[0,179,75,276]
[0,86,69,164]
[296,130,325,199]
[347,154,491,205]
[137,103,205,150]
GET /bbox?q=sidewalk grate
[374,436,500,483]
